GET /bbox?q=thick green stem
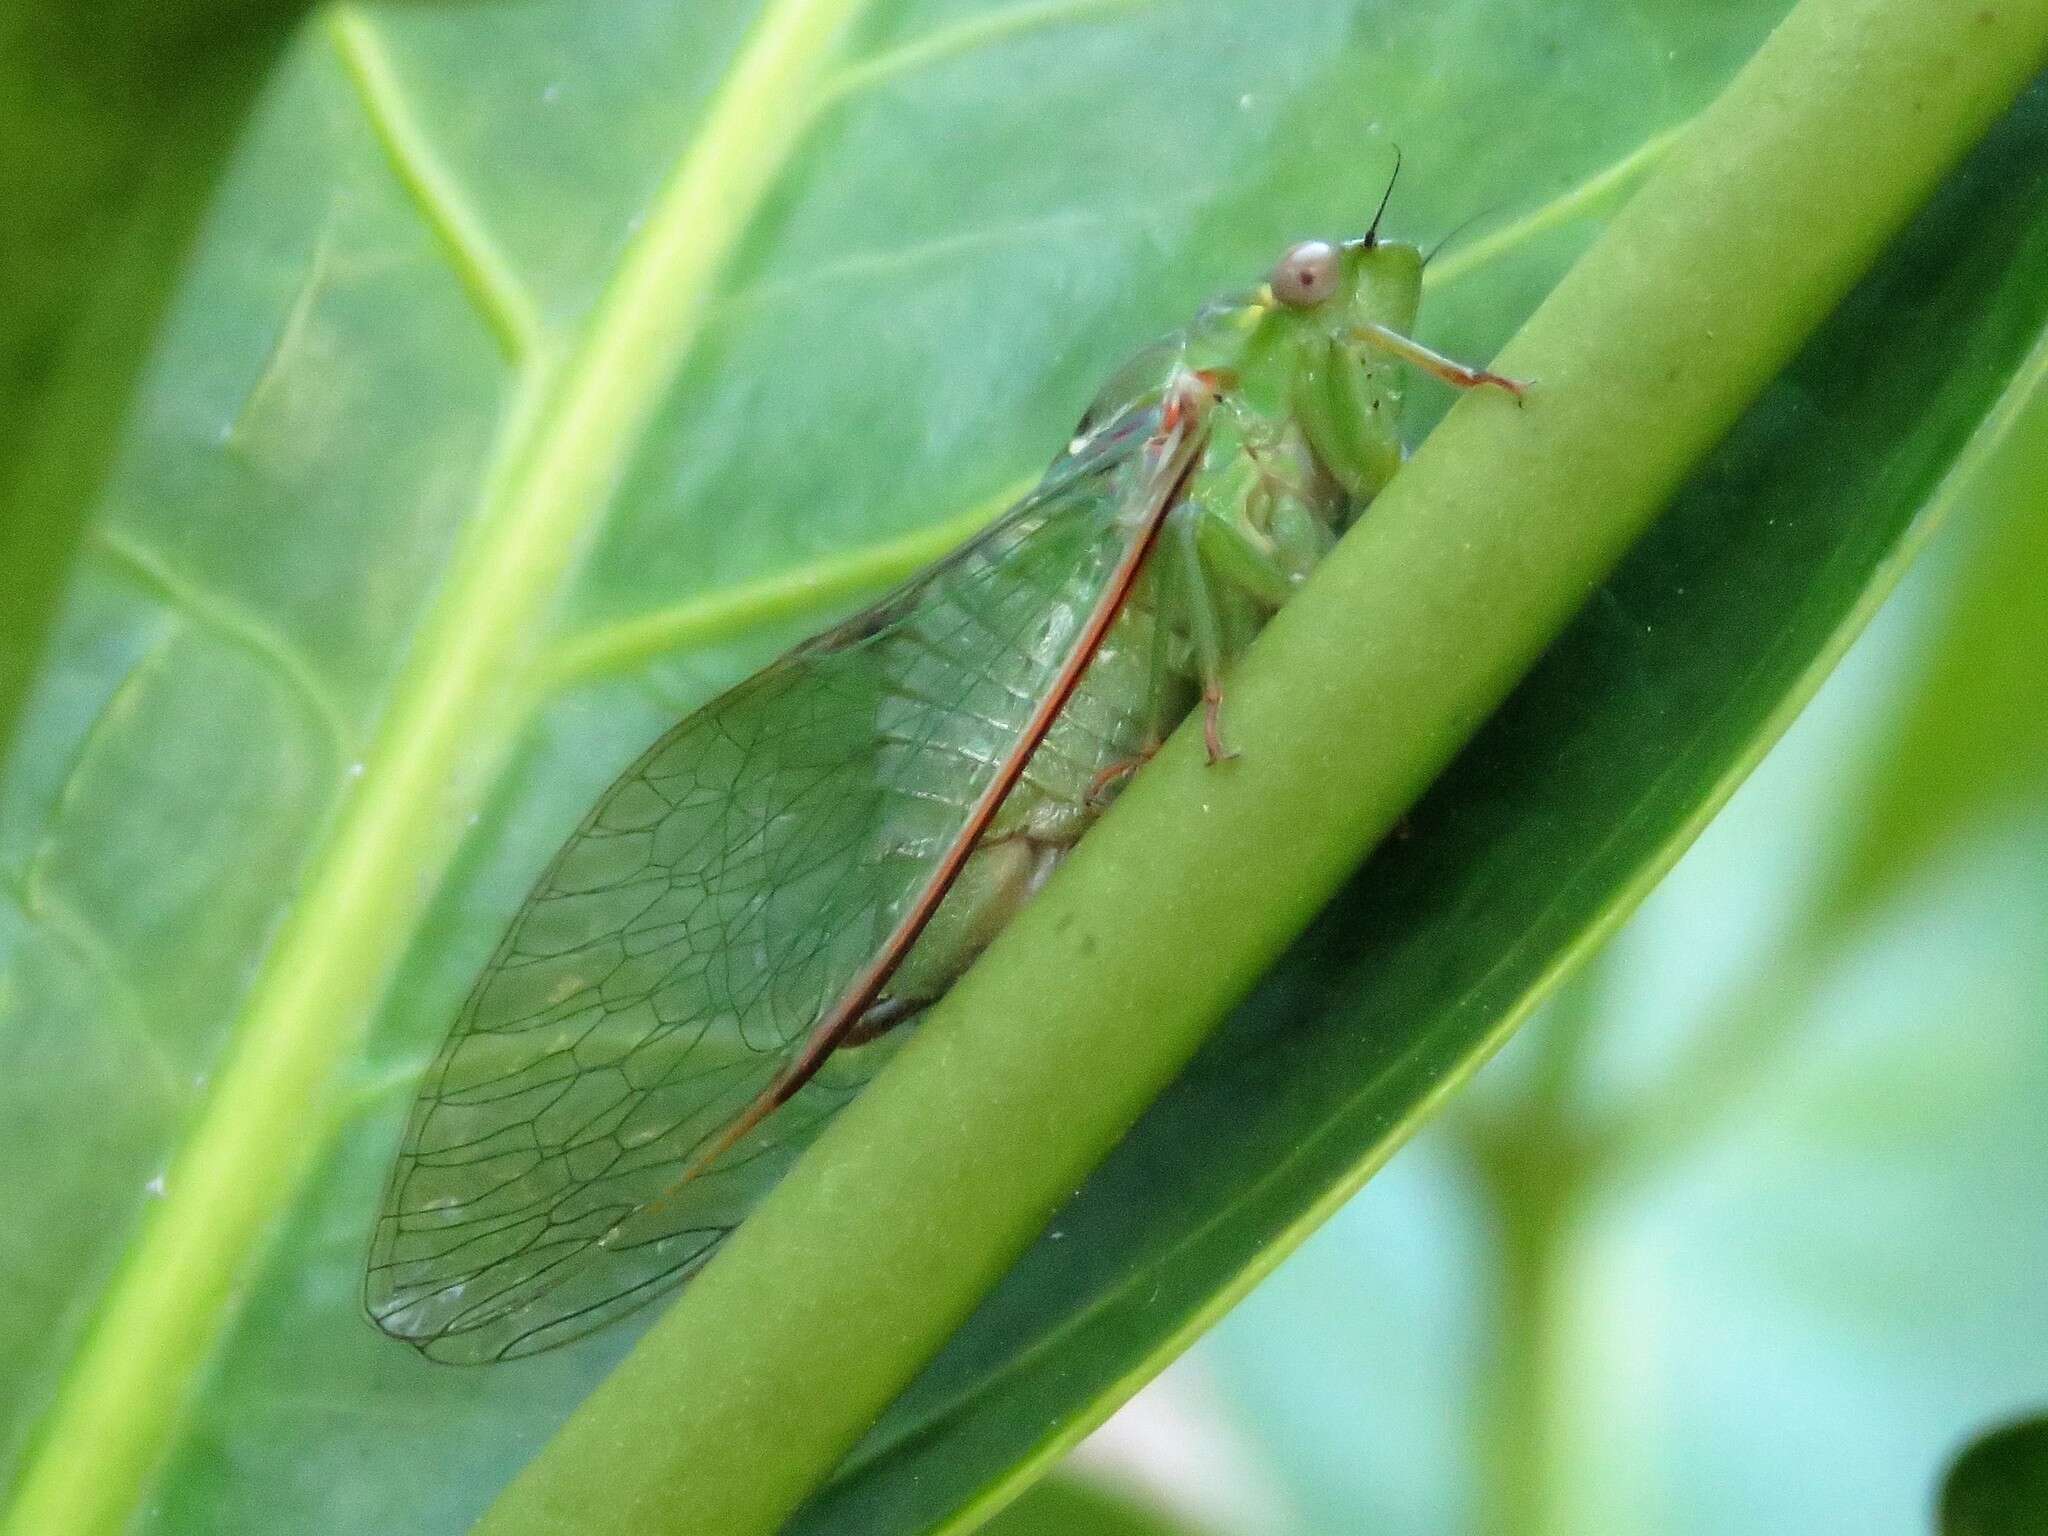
[481,4,2048,1533]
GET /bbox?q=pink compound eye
[1271,240,1341,309]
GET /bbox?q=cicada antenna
[1423,199,1510,268]
[1364,146,1402,247]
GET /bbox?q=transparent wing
[366,413,1165,1362]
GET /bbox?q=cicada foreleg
[1166,468,1343,767]
[1353,320,1529,400]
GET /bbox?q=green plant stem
[1486,1205,1567,1536]
[480,5,2048,1533]
[1469,1123,1585,1536]
[1454,955,1610,1536]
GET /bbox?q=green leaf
[2,4,2044,1536]
[1946,1418,2048,1536]
[0,0,312,768]
[1825,373,2048,929]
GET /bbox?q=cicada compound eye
[1271,239,1342,309]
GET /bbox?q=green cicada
[366,185,1522,1363]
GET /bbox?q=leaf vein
[327,6,545,363]
[94,527,354,764]
[542,482,1029,687]
[820,0,1158,110]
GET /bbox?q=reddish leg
[1202,683,1237,764]
[1087,742,1161,808]
[1354,321,1529,401]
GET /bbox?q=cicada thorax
[865,378,1354,1030]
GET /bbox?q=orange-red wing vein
[636,412,1211,1209]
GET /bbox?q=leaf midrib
[0,1,874,1531]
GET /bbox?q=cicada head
[1265,233,1423,340]
[1237,228,1424,501]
